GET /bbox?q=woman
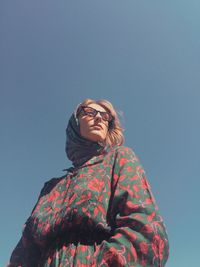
[9,99,169,266]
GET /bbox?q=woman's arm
[94,147,169,267]
[8,177,61,266]
[8,217,42,266]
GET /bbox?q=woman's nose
[94,112,102,120]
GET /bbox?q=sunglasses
[78,106,113,122]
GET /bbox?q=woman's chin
[87,133,105,143]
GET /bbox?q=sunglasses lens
[83,107,96,116]
[101,112,110,121]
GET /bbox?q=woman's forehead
[87,103,107,112]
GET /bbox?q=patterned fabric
[65,112,105,167]
[9,146,169,266]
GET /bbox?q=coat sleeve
[8,222,42,267]
[8,177,61,267]
[8,180,50,267]
[94,147,169,267]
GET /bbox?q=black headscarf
[65,112,105,167]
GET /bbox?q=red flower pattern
[9,146,169,266]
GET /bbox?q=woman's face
[78,103,110,143]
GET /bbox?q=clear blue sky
[1,1,200,266]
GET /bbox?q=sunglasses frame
[78,106,113,122]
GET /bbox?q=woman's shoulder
[106,145,137,165]
[110,145,136,158]
[39,174,67,197]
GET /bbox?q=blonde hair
[76,98,124,147]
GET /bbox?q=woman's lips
[91,124,103,130]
